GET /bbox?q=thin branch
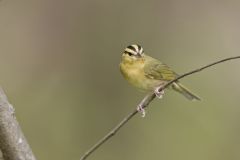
[163,56,240,89]
[0,88,36,160]
[80,93,155,160]
[80,56,240,160]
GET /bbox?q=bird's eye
[125,51,133,56]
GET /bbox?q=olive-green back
[144,55,177,81]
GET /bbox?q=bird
[120,44,200,116]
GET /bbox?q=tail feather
[172,82,201,101]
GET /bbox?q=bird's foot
[154,86,165,99]
[137,104,146,117]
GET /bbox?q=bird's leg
[137,104,146,117]
[154,86,165,99]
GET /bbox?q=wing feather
[144,56,177,81]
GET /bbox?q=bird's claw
[154,87,165,99]
[137,104,146,117]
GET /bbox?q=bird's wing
[144,57,177,81]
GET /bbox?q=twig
[0,88,36,160]
[80,56,240,160]
[163,56,240,89]
[80,93,155,160]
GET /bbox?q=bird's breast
[120,62,159,90]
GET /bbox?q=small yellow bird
[120,44,200,115]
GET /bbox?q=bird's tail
[172,82,201,101]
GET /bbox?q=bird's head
[121,44,145,64]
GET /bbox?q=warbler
[120,44,200,116]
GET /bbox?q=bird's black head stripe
[137,45,141,52]
[124,51,133,56]
[127,45,137,52]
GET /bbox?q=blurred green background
[1,0,240,160]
